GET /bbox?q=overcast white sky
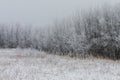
[0,0,120,26]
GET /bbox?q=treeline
[0,5,120,59]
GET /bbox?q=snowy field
[0,49,120,80]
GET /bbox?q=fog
[0,0,120,26]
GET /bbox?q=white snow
[0,49,120,80]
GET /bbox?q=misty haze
[0,0,119,26]
[0,0,120,80]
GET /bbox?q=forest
[0,5,120,59]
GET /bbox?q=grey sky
[0,0,120,26]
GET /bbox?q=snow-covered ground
[0,49,120,80]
